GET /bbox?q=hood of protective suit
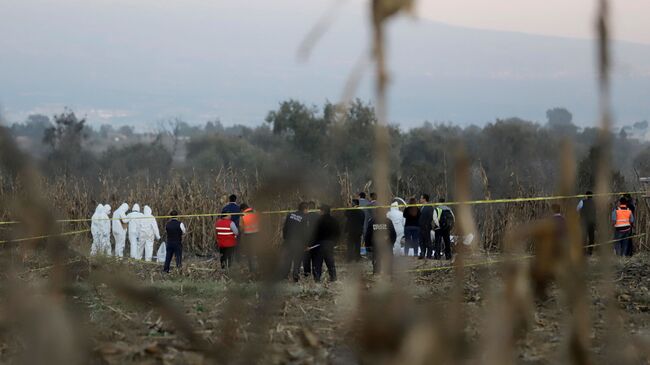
[94,204,104,215]
[143,205,152,216]
[104,204,112,215]
[390,202,399,211]
[132,204,140,212]
[118,203,129,213]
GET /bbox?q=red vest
[215,218,237,248]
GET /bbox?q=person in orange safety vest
[612,197,634,257]
[239,203,260,272]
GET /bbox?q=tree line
[4,100,650,201]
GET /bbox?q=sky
[0,0,648,129]
[418,0,650,45]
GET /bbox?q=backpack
[439,208,455,231]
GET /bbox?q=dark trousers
[312,241,336,282]
[404,226,420,256]
[220,246,236,269]
[369,245,393,275]
[614,228,633,257]
[163,242,182,272]
[434,229,452,260]
[584,222,595,255]
[240,233,258,272]
[303,250,312,277]
[419,227,433,258]
[283,241,305,281]
[346,232,362,262]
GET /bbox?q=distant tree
[265,100,328,159]
[577,145,626,192]
[43,109,97,176]
[118,125,134,137]
[99,124,114,139]
[204,119,224,134]
[546,107,577,136]
[43,110,87,151]
[11,114,51,140]
[100,142,172,177]
[186,134,265,173]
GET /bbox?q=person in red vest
[215,213,239,269]
[612,197,634,256]
[239,203,260,272]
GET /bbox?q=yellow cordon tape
[0,229,91,244]
[0,190,645,225]
[407,233,647,274]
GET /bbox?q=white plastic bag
[156,242,166,263]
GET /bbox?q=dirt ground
[6,249,650,364]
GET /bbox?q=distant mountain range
[0,3,648,130]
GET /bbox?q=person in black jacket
[365,209,396,275]
[163,210,186,273]
[344,199,365,262]
[403,198,421,256]
[281,202,309,282]
[577,191,596,255]
[418,194,434,259]
[311,205,341,282]
[302,201,319,277]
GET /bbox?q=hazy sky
[0,0,648,128]
[418,0,649,44]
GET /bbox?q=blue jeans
[404,226,420,256]
[614,228,633,257]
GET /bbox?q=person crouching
[215,214,239,270]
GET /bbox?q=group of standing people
[577,192,637,256]
[346,193,456,262]
[212,195,260,271]
[282,202,341,282]
[90,203,160,261]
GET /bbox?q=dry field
[3,240,649,365]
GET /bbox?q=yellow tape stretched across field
[0,190,644,225]
[407,233,647,274]
[0,228,91,244]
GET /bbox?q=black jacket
[403,206,420,227]
[345,209,366,236]
[419,205,434,230]
[313,214,341,244]
[364,216,396,249]
[283,211,308,243]
[580,198,596,224]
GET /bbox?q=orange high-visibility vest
[241,208,260,234]
[614,205,632,228]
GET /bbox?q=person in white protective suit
[100,204,112,255]
[386,201,406,255]
[137,205,160,261]
[124,203,144,259]
[90,204,105,256]
[112,203,129,257]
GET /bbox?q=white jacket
[139,205,160,240]
[386,202,405,235]
[112,203,129,235]
[91,204,105,237]
[124,203,144,235]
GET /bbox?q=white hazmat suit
[386,202,406,255]
[100,204,112,255]
[90,204,105,256]
[137,205,160,261]
[125,204,144,259]
[112,203,129,257]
